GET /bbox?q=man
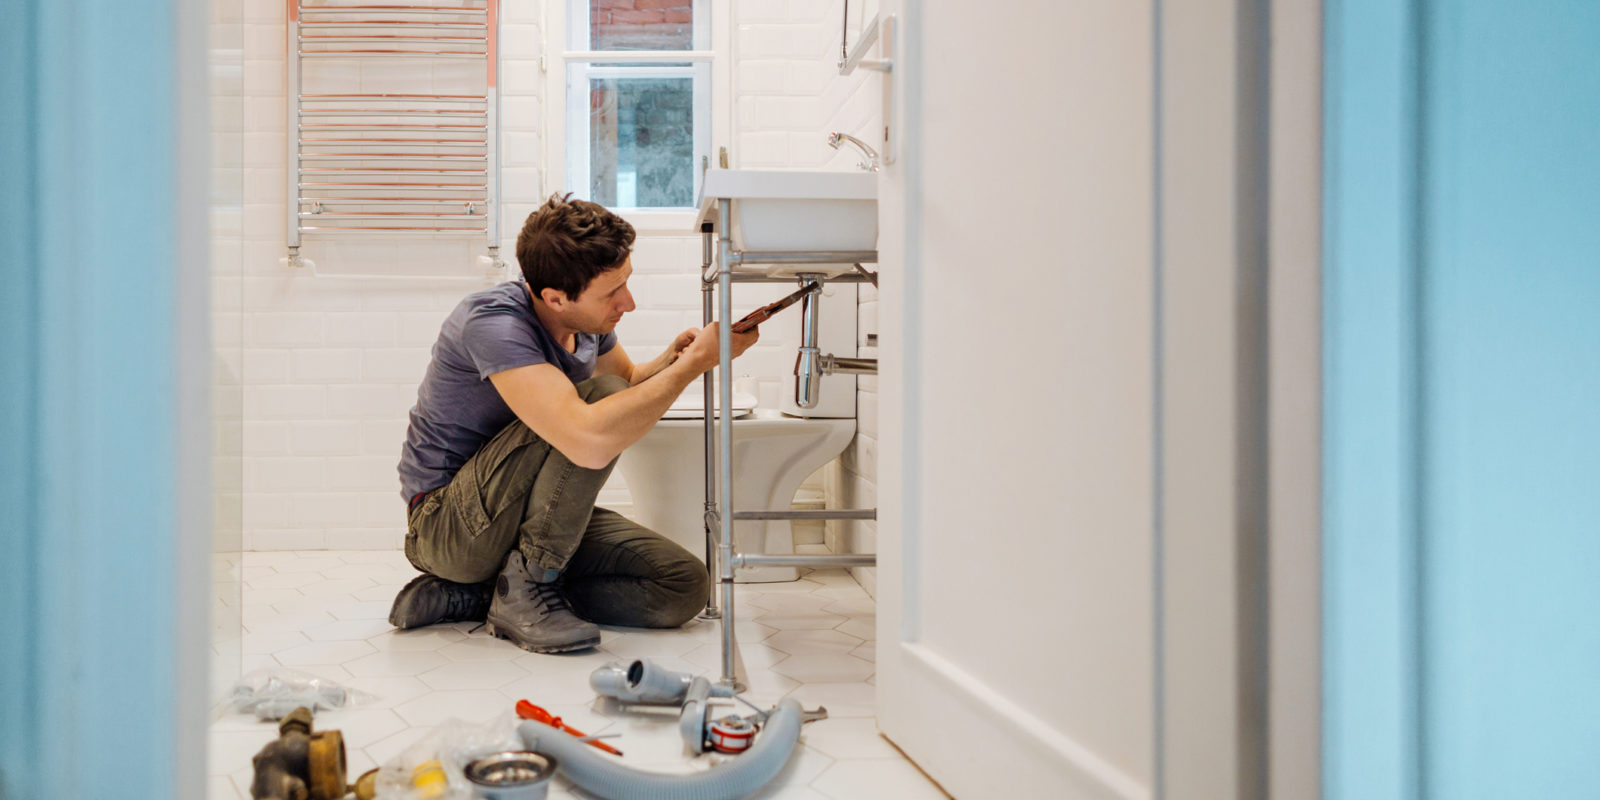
[389,194,759,653]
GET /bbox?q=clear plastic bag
[227,668,376,721]
[372,712,525,800]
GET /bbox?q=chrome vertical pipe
[700,222,720,620]
[793,279,824,408]
[716,203,740,690]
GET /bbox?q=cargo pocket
[443,464,492,538]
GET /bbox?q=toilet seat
[660,390,757,420]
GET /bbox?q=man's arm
[595,328,698,386]
[491,322,756,469]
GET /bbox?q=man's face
[564,258,636,335]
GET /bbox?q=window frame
[543,0,730,234]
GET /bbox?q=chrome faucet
[827,131,881,172]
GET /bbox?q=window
[549,0,728,230]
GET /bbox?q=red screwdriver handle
[515,699,623,756]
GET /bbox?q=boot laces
[443,582,486,620]
[531,581,572,618]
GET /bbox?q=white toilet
[617,388,855,583]
[618,282,859,583]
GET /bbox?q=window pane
[588,0,697,51]
[569,63,706,209]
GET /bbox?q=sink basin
[695,169,877,254]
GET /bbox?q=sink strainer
[463,751,557,800]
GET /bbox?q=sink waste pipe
[590,658,734,705]
[516,698,806,800]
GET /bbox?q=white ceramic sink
[695,169,878,254]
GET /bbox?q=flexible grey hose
[517,698,804,800]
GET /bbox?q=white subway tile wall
[240,0,879,568]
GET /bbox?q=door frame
[1155,0,1323,798]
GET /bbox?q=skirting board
[880,641,1151,800]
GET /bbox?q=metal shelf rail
[697,209,880,691]
[286,1,501,266]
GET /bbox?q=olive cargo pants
[404,374,708,628]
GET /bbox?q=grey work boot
[486,551,600,653]
[388,574,493,630]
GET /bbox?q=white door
[874,2,1159,797]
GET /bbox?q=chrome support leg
[699,222,721,621]
[716,203,743,692]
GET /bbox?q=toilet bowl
[617,389,855,583]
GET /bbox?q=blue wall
[0,1,206,797]
[1324,1,1600,798]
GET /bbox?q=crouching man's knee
[578,373,630,404]
[651,558,711,628]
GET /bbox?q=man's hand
[665,328,698,364]
[679,321,759,373]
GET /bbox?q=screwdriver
[514,699,624,756]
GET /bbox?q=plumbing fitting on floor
[518,699,811,800]
[247,706,349,800]
[591,659,828,758]
[590,658,733,706]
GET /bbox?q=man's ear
[539,287,571,309]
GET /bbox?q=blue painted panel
[1326,1,1600,798]
[1322,0,1423,796]
[1420,3,1600,798]
[0,3,43,797]
[0,1,192,798]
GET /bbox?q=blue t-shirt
[397,281,617,500]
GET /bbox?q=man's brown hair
[516,193,636,300]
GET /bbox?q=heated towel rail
[285,1,502,268]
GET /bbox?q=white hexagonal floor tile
[393,689,513,727]
[296,577,378,598]
[749,577,831,595]
[759,610,849,631]
[784,682,879,719]
[324,599,394,621]
[833,617,875,642]
[771,653,875,685]
[601,626,714,660]
[343,675,432,709]
[798,718,904,761]
[820,596,875,618]
[748,743,836,799]
[364,627,466,653]
[683,640,788,673]
[301,618,394,642]
[342,649,451,678]
[809,758,947,799]
[437,634,525,662]
[241,630,310,656]
[748,592,835,615]
[241,588,307,608]
[266,555,347,574]
[511,647,618,677]
[245,571,323,590]
[848,641,874,664]
[496,669,599,707]
[360,725,434,767]
[274,639,377,667]
[417,659,530,691]
[242,609,335,635]
[766,629,865,658]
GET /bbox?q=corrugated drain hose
[517,698,804,800]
